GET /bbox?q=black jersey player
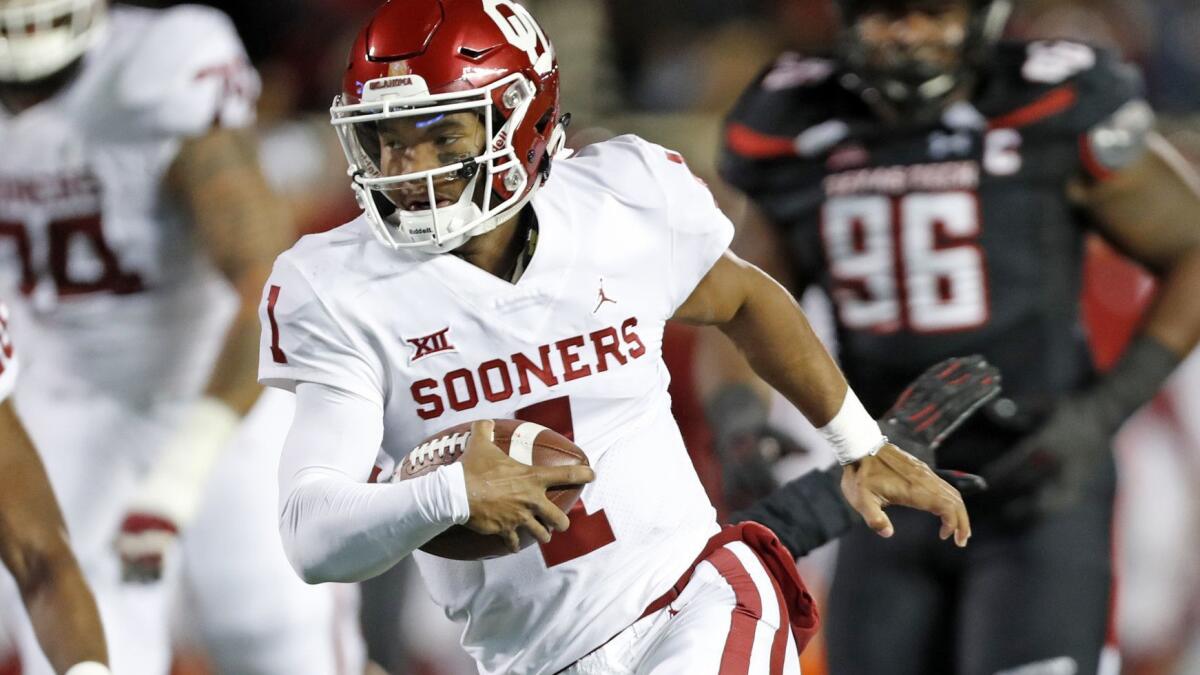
[711,0,1200,673]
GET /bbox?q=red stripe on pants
[710,546,763,675]
[764,554,790,674]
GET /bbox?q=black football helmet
[834,0,1013,118]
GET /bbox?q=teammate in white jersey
[0,2,362,673]
[262,1,971,673]
[0,302,110,675]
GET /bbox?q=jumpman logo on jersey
[593,278,617,314]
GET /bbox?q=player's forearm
[140,160,282,534]
[718,269,848,427]
[280,467,468,583]
[21,549,108,673]
[204,265,275,415]
[278,383,469,583]
[0,405,109,670]
[0,536,108,671]
[130,263,275,533]
[174,129,291,416]
[1078,248,1200,427]
[713,266,884,464]
[1141,246,1200,357]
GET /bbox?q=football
[394,418,589,560]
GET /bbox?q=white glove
[115,397,239,583]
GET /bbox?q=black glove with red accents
[878,354,1001,494]
[731,355,1002,558]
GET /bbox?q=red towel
[642,522,820,652]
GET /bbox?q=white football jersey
[0,301,17,403]
[261,135,734,674]
[0,4,258,402]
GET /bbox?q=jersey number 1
[514,396,616,568]
[821,192,989,333]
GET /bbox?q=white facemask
[0,0,105,83]
[332,72,550,253]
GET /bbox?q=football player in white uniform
[0,302,110,675]
[0,1,362,673]
[262,1,970,673]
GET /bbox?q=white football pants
[561,540,803,675]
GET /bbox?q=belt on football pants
[557,522,819,673]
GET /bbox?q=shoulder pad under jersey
[720,52,863,194]
[258,224,388,406]
[980,41,1145,136]
[565,134,715,216]
[116,4,260,137]
[563,135,734,311]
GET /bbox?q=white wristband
[129,397,241,526]
[819,388,887,465]
[66,663,111,675]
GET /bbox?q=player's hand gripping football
[841,356,1002,546]
[460,420,595,553]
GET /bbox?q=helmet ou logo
[482,0,553,76]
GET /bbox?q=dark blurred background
[139,0,1200,230]
[121,2,1200,674]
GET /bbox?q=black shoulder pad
[720,52,855,195]
[981,41,1145,136]
[726,53,844,138]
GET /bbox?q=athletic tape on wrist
[819,388,887,465]
[65,663,111,675]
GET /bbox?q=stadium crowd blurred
[106,1,1200,673]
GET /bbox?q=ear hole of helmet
[370,187,397,218]
[534,108,554,135]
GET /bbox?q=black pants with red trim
[826,454,1116,675]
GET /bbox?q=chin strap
[508,209,540,283]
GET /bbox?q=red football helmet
[331,0,566,252]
